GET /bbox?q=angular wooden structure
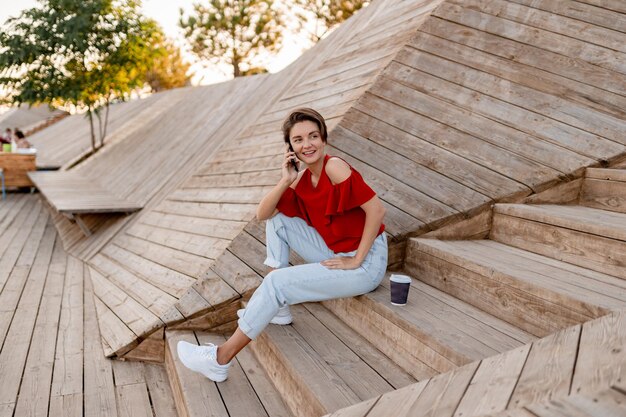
[2,0,625,416]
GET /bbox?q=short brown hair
[282,108,328,144]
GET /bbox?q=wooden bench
[28,171,143,235]
[0,152,36,187]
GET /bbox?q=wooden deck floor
[0,194,178,417]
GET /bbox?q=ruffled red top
[276,154,385,253]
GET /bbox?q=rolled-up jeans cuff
[263,257,283,269]
[237,316,259,340]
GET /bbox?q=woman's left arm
[321,157,386,270]
[321,195,386,270]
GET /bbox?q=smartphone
[288,144,299,172]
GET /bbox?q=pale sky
[0,0,309,85]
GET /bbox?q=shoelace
[199,343,217,361]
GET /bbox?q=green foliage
[180,0,285,77]
[145,39,192,92]
[0,0,163,151]
[295,0,368,42]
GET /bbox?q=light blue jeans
[238,212,388,339]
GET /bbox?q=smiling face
[289,120,326,165]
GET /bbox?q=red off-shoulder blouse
[276,154,385,253]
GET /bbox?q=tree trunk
[101,98,111,148]
[87,109,96,153]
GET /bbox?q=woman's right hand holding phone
[281,144,299,185]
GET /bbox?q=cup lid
[389,274,412,284]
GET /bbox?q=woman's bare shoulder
[325,156,351,185]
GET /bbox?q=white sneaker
[177,341,230,382]
[237,305,293,325]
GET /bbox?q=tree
[180,0,285,78]
[0,0,162,152]
[295,0,368,42]
[145,39,193,92]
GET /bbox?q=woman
[177,108,388,382]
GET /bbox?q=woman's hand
[281,144,299,185]
[321,256,361,270]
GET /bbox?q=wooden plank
[153,200,256,223]
[571,310,626,395]
[112,359,146,386]
[100,243,195,297]
[454,344,532,416]
[365,380,429,417]
[491,211,626,280]
[112,233,215,278]
[303,302,417,389]
[437,1,626,74]
[586,168,626,182]
[508,0,626,33]
[494,204,626,242]
[197,333,270,417]
[51,256,84,397]
[14,236,66,417]
[226,231,272,278]
[403,361,481,417]
[396,39,626,144]
[89,266,163,337]
[324,397,379,417]
[382,56,624,162]
[580,178,626,214]
[322,296,448,380]
[115,383,153,417]
[409,27,626,124]
[250,330,328,417]
[509,324,581,408]
[83,259,118,417]
[521,179,583,205]
[0,197,42,294]
[121,328,165,363]
[210,249,263,296]
[422,208,492,240]
[288,304,396,401]
[126,223,229,259]
[342,108,492,211]
[456,0,626,53]
[89,254,180,318]
[140,211,245,240]
[235,344,294,417]
[143,363,179,417]
[48,393,82,417]
[421,15,626,109]
[189,269,239,308]
[0,219,55,407]
[405,240,591,337]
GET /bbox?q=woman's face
[289,120,325,165]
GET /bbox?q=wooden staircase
[160,167,626,417]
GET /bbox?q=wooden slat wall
[324,310,626,417]
[330,0,626,241]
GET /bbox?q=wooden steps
[164,302,418,417]
[165,329,294,417]
[407,235,626,338]
[491,203,626,280]
[247,303,416,417]
[580,168,626,214]
[322,272,534,380]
